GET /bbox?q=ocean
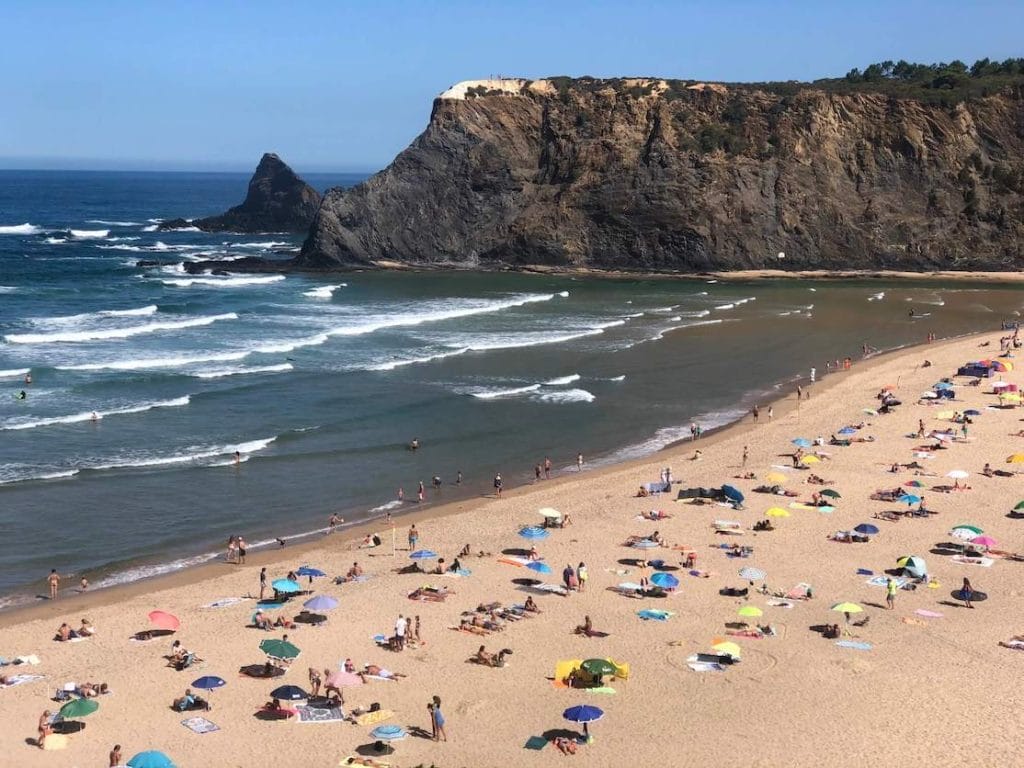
[1,169,1021,608]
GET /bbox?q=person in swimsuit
[48,569,59,600]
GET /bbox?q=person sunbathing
[77,681,108,697]
[173,688,202,711]
[643,510,669,520]
[253,611,272,630]
[823,624,841,639]
[555,736,578,755]
[524,596,540,613]
[474,645,495,665]
[56,622,74,642]
[636,485,649,497]
[273,615,294,629]
[360,663,406,681]
[78,618,95,636]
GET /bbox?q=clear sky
[3,0,1021,172]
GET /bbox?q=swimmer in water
[409,438,420,451]
[909,308,915,317]
[90,411,98,422]
[16,390,26,400]
[24,372,32,384]
[234,451,241,464]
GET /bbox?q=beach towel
[353,709,393,726]
[201,597,249,609]
[915,609,943,618]
[40,733,69,751]
[524,736,549,751]
[686,661,725,672]
[835,640,872,651]
[585,686,617,694]
[362,674,398,682]
[766,599,793,608]
[637,609,673,621]
[866,575,908,589]
[0,674,44,688]
[13,655,41,665]
[952,555,994,567]
[785,583,813,600]
[182,716,220,734]
[341,757,392,767]
[296,705,344,723]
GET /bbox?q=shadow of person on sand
[406,725,433,740]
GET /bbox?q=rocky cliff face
[298,77,1024,272]
[162,153,321,233]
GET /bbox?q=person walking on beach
[577,452,584,471]
[742,445,749,466]
[562,564,574,591]
[408,525,418,551]
[961,578,975,609]
[237,536,247,565]
[535,463,542,482]
[259,567,267,600]
[493,473,503,497]
[395,614,407,650]
[886,577,898,610]
[48,569,59,600]
[329,513,341,533]
[767,406,774,422]
[577,562,588,591]
[544,457,551,479]
[429,700,447,741]
[226,536,237,564]
[752,405,759,423]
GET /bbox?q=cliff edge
[298,74,1024,272]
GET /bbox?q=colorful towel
[182,716,220,734]
[915,609,943,618]
[524,736,549,751]
[687,661,725,672]
[866,576,908,589]
[585,686,617,694]
[835,640,872,650]
[0,674,44,688]
[637,609,673,621]
[952,555,994,567]
[201,597,249,609]
[296,705,344,723]
[353,709,393,726]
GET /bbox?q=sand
[3,331,1024,768]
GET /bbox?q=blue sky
[2,0,1021,172]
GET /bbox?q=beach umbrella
[295,566,325,578]
[580,658,617,676]
[271,579,301,593]
[326,671,363,688]
[631,539,659,549]
[1001,393,1021,402]
[897,556,928,577]
[409,549,438,560]
[970,535,998,549]
[765,472,787,484]
[270,685,308,701]
[791,438,812,448]
[563,704,604,724]
[820,489,841,498]
[1015,501,1024,510]
[950,525,983,540]
[920,391,938,399]
[127,752,175,768]
[302,595,338,611]
[993,381,1012,389]
[933,382,954,391]
[721,485,744,503]
[904,480,924,488]
[765,507,790,518]
[837,427,856,436]
[947,470,969,480]
[737,605,763,618]
[191,676,226,692]
[964,409,981,416]
[650,572,679,589]
[260,638,300,660]
[518,526,550,540]
[1007,454,1024,464]
[538,507,562,519]
[370,724,408,742]
[853,523,880,536]
[898,495,921,505]
[147,610,180,632]
[711,640,742,658]
[830,602,863,614]
[526,561,552,574]
[738,566,766,582]
[59,697,99,719]
[800,455,820,465]
[863,409,878,416]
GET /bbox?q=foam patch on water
[69,228,110,239]
[544,374,581,386]
[303,283,347,299]
[0,223,42,235]
[162,275,286,288]
[1,396,191,431]
[59,350,250,371]
[92,436,276,471]
[536,388,595,404]
[192,363,293,379]
[5,313,237,343]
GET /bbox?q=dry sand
[3,332,1024,768]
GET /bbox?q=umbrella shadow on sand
[930,543,961,556]
[1007,511,1024,519]
[355,743,396,757]
[543,728,583,741]
[502,548,532,557]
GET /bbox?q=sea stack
[160,153,321,233]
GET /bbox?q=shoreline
[0,326,956,630]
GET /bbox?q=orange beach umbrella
[148,610,180,632]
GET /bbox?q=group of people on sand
[55,618,94,642]
[225,535,247,564]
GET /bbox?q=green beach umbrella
[819,489,841,499]
[580,658,617,676]
[830,602,863,614]
[259,638,300,660]
[737,605,763,618]
[1015,501,1024,510]
[59,698,99,719]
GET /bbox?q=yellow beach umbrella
[1007,454,1024,464]
[1001,393,1021,402]
[765,472,787,485]
[737,605,763,618]
[935,410,955,420]
[830,602,863,614]
[711,640,742,657]
[800,455,821,465]
[766,507,790,518]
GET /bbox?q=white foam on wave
[192,363,293,379]
[0,223,42,235]
[254,334,329,354]
[32,305,159,326]
[370,500,404,514]
[107,236,141,242]
[735,297,756,305]
[59,350,249,372]
[558,290,570,297]
[714,303,735,310]
[1,396,190,431]
[92,436,276,471]
[89,551,222,590]
[231,241,290,249]
[471,384,542,399]
[303,283,347,299]
[0,286,17,293]
[536,388,595,404]
[5,313,237,344]
[649,305,679,313]
[87,220,141,226]
[608,375,626,382]
[142,225,158,232]
[69,228,110,239]
[544,374,581,386]
[364,347,470,371]
[867,292,885,302]
[45,237,68,244]
[162,275,286,288]
[0,469,80,486]
[0,368,30,378]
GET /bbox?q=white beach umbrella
[947,470,969,480]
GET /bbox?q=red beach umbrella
[148,610,181,632]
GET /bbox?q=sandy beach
[3,330,1024,768]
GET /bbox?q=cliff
[298,76,1024,272]
[162,153,321,233]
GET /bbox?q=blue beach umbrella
[933,382,953,390]
[898,495,921,506]
[738,566,767,582]
[409,549,438,560]
[837,427,856,436]
[564,704,603,741]
[370,724,408,741]
[191,675,226,691]
[270,684,308,701]
[296,566,325,578]
[650,572,679,589]
[853,523,880,536]
[302,595,338,611]
[519,526,550,540]
[722,485,744,503]
[791,438,812,448]
[127,752,176,768]
[271,578,301,593]
[526,561,552,574]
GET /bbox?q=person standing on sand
[237,536,247,565]
[962,578,975,609]
[329,513,340,533]
[535,463,542,482]
[767,406,774,422]
[577,562,588,591]
[456,470,462,485]
[544,457,551,479]
[259,567,267,600]
[109,744,122,766]
[493,473,503,497]
[752,405,759,423]
[408,525,418,551]
[742,445,749,466]
[37,710,52,749]
[886,577,897,610]
[796,385,802,402]
[48,569,59,600]
[577,453,584,471]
